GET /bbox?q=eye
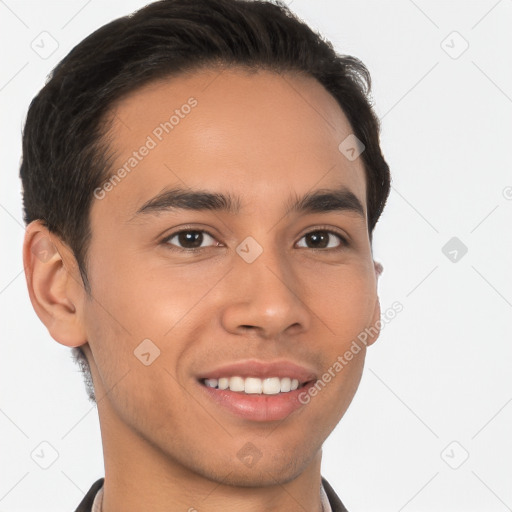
[296,229,348,250]
[162,229,221,251]
[161,227,348,253]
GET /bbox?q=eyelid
[161,224,350,252]
[161,226,220,250]
[296,225,349,248]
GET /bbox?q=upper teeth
[204,376,300,394]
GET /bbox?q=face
[79,68,380,486]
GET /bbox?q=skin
[24,68,381,512]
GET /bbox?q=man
[20,0,390,510]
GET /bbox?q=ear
[366,260,383,347]
[23,220,88,348]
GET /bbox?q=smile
[197,359,318,422]
[202,376,302,394]
[204,376,299,395]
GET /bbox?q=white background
[1,1,511,511]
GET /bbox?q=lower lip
[199,381,314,422]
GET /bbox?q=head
[21,0,390,488]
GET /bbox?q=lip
[197,359,318,383]
[196,359,318,422]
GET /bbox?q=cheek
[83,294,188,436]
[290,265,374,418]
[305,264,377,344]
[82,246,220,400]
[85,248,166,342]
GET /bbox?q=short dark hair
[20,0,390,402]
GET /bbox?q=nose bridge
[242,241,291,298]
[222,233,310,337]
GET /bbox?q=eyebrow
[132,185,365,220]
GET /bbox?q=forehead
[95,68,367,222]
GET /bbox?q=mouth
[199,376,311,394]
[196,360,317,422]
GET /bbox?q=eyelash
[161,226,349,253]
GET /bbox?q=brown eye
[296,230,347,250]
[164,230,218,250]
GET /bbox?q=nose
[219,243,312,340]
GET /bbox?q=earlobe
[23,221,87,348]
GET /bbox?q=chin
[190,448,316,488]
[207,465,302,488]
